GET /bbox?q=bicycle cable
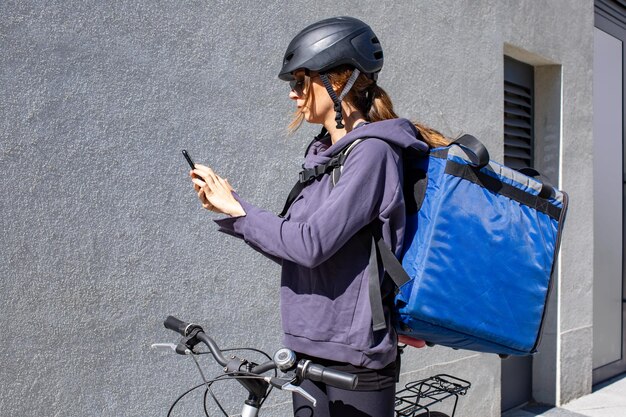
[190,353,219,417]
[167,371,273,416]
[203,384,226,417]
[192,346,277,414]
[167,381,206,417]
[221,347,273,363]
[205,373,275,417]
[164,334,280,417]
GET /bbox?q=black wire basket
[394,374,471,417]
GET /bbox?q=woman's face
[289,70,334,125]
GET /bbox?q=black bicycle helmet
[278,16,383,81]
[279,17,383,129]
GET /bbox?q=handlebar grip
[164,316,190,336]
[304,363,358,390]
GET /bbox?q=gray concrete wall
[0,1,593,416]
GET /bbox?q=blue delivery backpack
[388,135,568,356]
[280,132,568,357]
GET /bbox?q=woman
[191,16,448,417]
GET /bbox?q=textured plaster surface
[560,327,595,405]
[1,1,593,416]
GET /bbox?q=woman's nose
[289,90,299,100]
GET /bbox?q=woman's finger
[203,169,221,189]
[219,176,234,192]
[192,164,216,184]
[192,165,228,196]
[197,187,215,210]
[194,164,215,178]
[194,179,212,203]
[197,187,208,203]
[192,178,207,189]
[398,335,427,348]
[194,163,212,171]
[192,169,207,184]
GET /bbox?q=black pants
[292,379,396,417]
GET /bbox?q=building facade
[1,1,618,416]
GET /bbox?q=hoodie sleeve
[214,139,402,268]
[212,209,283,265]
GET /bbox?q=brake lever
[151,343,191,355]
[282,382,317,407]
[265,377,316,407]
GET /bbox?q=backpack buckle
[299,164,332,183]
[298,170,309,183]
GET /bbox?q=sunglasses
[289,79,306,96]
[289,71,319,96]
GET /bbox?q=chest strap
[279,139,363,217]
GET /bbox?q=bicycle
[153,316,470,417]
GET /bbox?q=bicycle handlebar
[163,316,230,366]
[164,315,190,335]
[299,361,358,390]
[162,316,358,390]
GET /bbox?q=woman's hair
[288,73,314,133]
[289,65,450,148]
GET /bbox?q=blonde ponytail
[367,84,450,148]
[412,121,450,148]
[367,84,398,122]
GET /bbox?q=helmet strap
[319,69,361,129]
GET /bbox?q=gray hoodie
[215,118,428,369]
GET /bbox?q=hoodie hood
[302,118,428,169]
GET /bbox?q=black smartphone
[182,149,195,169]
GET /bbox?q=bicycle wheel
[412,412,449,417]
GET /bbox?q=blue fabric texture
[396,146,567,355]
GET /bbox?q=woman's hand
[398,335,427,348]
[191,164,246,217]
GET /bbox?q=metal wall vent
[504,57,534,170]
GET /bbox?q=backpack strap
[279,139,364,217]
[329,139,416,333]
[298,138,364,184]
[279,128,328,218]
[517,167,556,199]
[368,228,411,331]
[322,137,412,332]
[279,181,306,218]
[368,235,386,331]
[374,234,411,288]
[452,134,490,169]
[330,139,363,185]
